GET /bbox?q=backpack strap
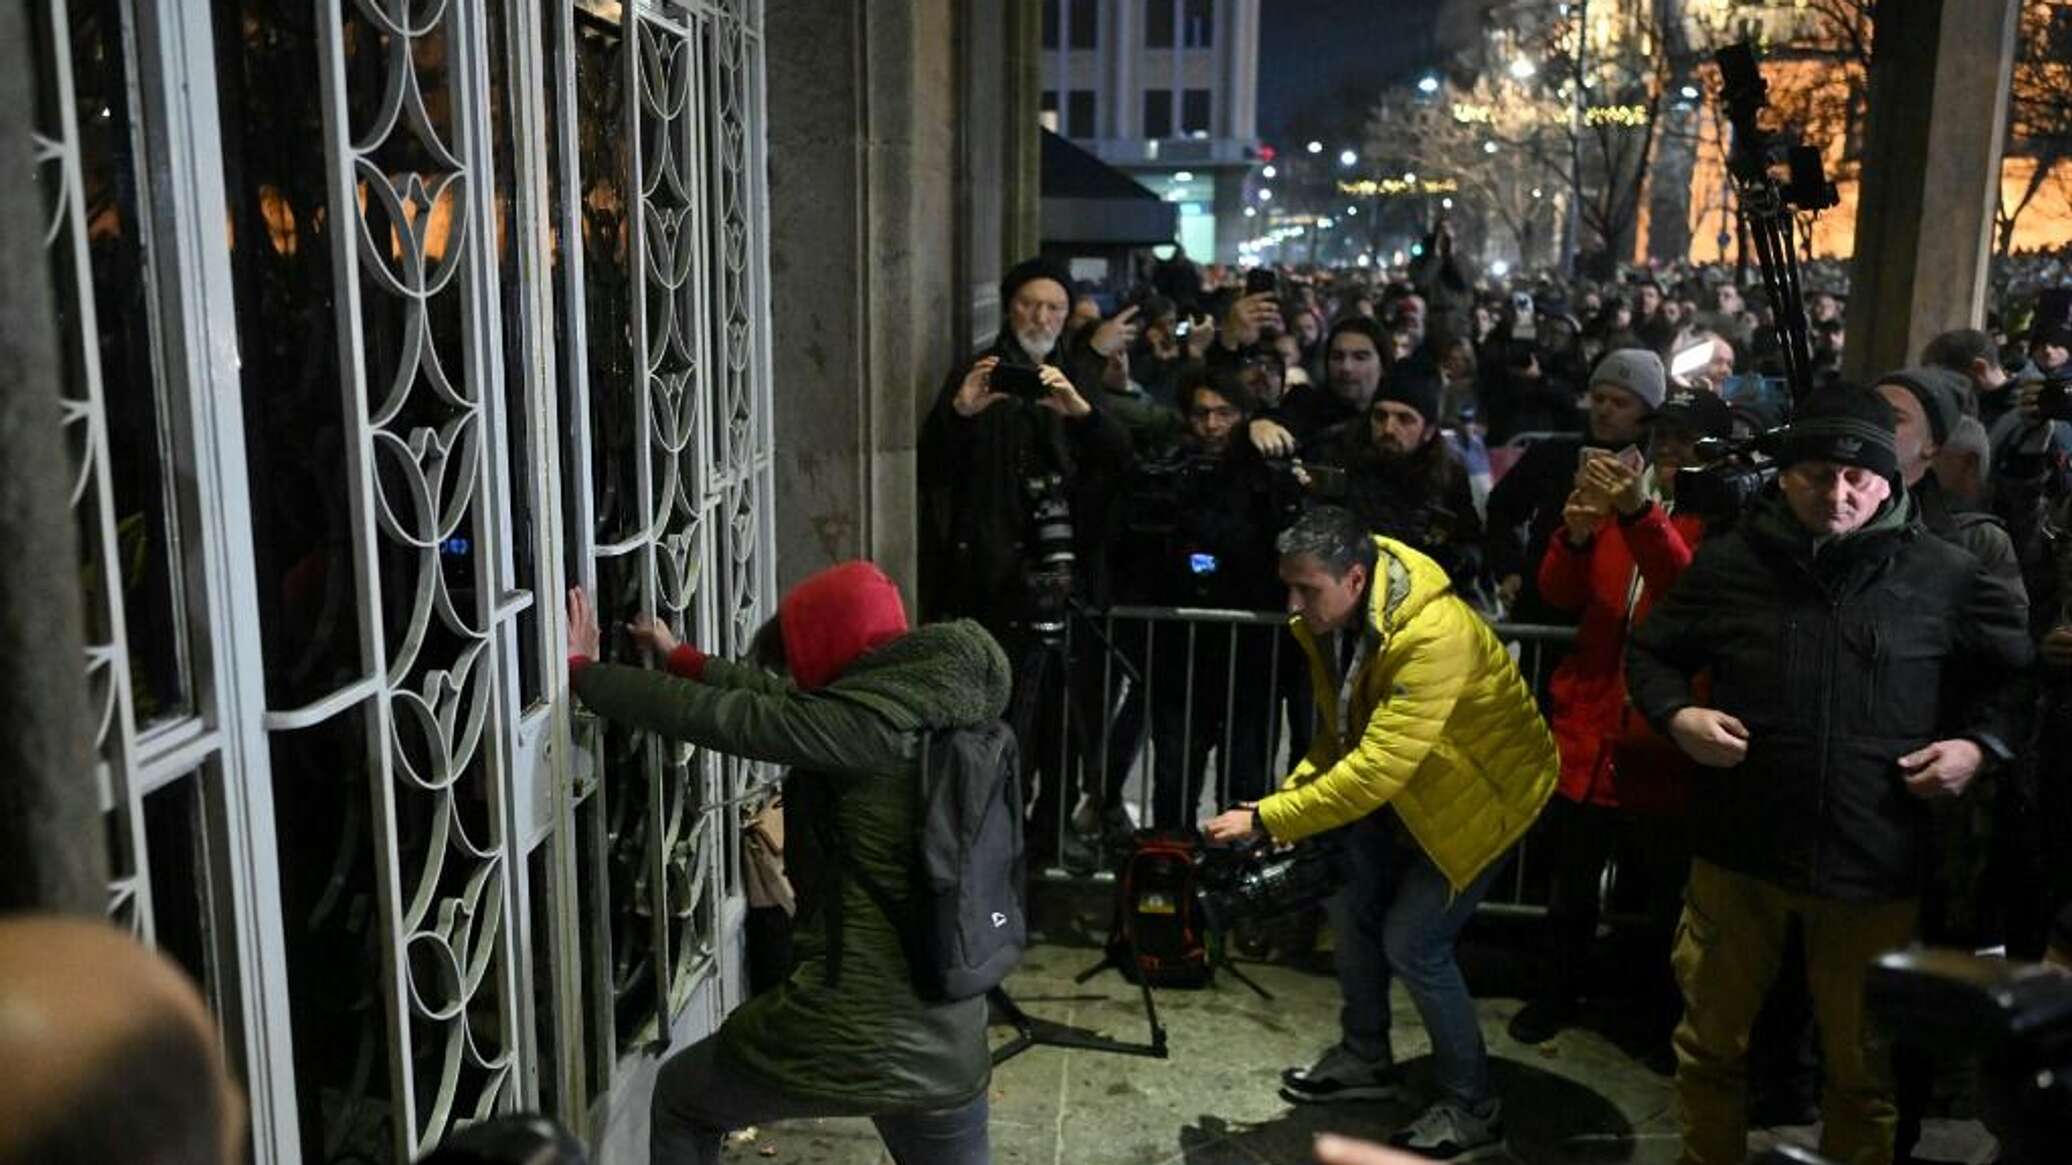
[806,739,933,991]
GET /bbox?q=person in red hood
[1506,387,1730,1057]
[567,561,1012,1165]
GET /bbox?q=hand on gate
[1899,739,1984,800]
[627,613,680,657]
[567,587,602,663]
[1668,707,1750,768]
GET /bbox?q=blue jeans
[650,1034,991,1165]
[1328,817,1512,1107]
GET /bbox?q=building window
[1066,89,1097,139]
[1040,89,1060,133]
[1145,0,1174,47]
[1183,0,1213,48]
[1142,89,1173,138]
[1181,87,1211,136]
[1043,0,1060,48]
[1069,0,1099,49]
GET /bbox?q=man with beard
[1487,348,1662,622]
[919,256,1133,865]
[1314,362,1483,593]
[1244,316,1390,458]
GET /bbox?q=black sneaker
[1505,997,1577,1045]
[1386,1099,1505,1160]
[1278,1042,1402,1104]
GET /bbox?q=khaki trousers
[1672,859,1918,1165]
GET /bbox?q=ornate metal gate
[25,0,776,1160]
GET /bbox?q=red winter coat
[1537,502,1704,814]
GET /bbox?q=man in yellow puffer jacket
[1207,505,1558,1161]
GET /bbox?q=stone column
[0,1,104,914]
[766,0,1024,598]
[1002,0,1045,263]
[1844,0,2020,380]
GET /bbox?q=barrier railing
[1029,605,1578,917]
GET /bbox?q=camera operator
[1105,367,1302,832]
[1486,348,1665,622]
[1203,507,1559,1160]
[1625,389,2034,1165]
[566,566,1010,1165]
[1508,388,1733,1056]
[1308,362,1486,596]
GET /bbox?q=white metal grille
[24,0,778,1160]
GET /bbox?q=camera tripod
[989,598,1170,1065]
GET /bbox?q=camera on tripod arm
[1022,472,1076,638]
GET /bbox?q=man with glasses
[1626,389,2032,1165]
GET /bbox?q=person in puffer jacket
[1508,388,1730,1054]
[567,562,1010,1165]
[1205,506,1558,1161]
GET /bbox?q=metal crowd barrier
[1030,605,1578,919]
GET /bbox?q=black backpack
[1105,831,1212,988]
[818,721,1027,1002]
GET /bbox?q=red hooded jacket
[1536,502,1703,814]
[777,561,910,690]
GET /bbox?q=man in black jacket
[1625,389,2033,1165]
[919,256,1133,863]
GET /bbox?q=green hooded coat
[571,619,1012,1109]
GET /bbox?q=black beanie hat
[1778,388,1900,484]
[1376,362,1444,427]
[1000,257,1075,312]
[1874,367,1967,446]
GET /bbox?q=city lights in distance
[1441,197,1455,209]
[1483,140,1499,154]
[1307,140,1323,153]
[1491,260,1511,277]
[1258,188,1274,201]
[1532,187,1544,198]
[1508,58,1536,80]
[1340,177,1458,197]
[1262,164,1277,178]
[1403,171,1417,183]
[1357,253,1373,267]
[1244,206,1257,217]
[1345,206,1358,216]
[1584,103,1649,128]
[1680,85,1700,100]
[1174,170,1194,182]
[1340,148,1358,167]
[1418,75,1440,95]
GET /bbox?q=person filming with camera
[1624,389,2034,1165]
[1204,506,1559,1160]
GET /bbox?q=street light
[1262,164,1277,179]
[1259,188,1274,201]
[1403,171,1417,183]
[1680,84,1700,100]
[1244,206,1257,217]
[1482,140,1498,154]
[1345,206,1358,216]
[1441,197,1454,209]
[1306,140,1323,154]
[1339,148,1358,167]
[1418,74,1440,95]
[1509,57,1537,80]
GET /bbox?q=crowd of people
[903,228,2072,1162]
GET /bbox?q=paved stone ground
[718,892,1997,1165]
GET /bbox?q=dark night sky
[1256,0,1445,151]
